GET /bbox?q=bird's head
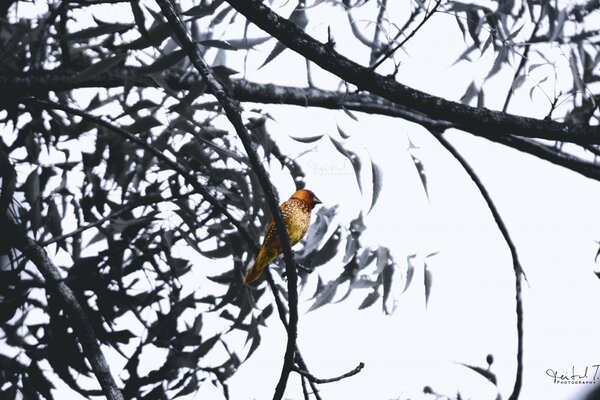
[290,189,322,210]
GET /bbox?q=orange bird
[244,189,322,284]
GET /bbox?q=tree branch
[293,362,365,384]
[430,131,524,400]
[223,0,600,145]
[2,216,124,400]
[154,1,299,399]
[3,72,600,181]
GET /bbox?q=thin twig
[154,2,299,399]
[369,0,388,65]
[301,375,310,400]
[264,271,322,399]
[293,362,365,384]
[370,0,442,71]
[430,131,524,400]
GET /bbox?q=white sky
[6,0,600,400]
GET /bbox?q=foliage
[1,0,599,398]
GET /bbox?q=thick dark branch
[154,1,299,399]
[2,216,124,400]
[224,0,600,145]
[293,362,365,384]
[2,71,600,181]
[430,131,524,400]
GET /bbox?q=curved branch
[154,1,299,399]
[293,362,365,384]
[2,216,124,400]
[224,0,600,145]
[430,131,524,400]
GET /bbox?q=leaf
[308,227,342,268]
[527,62,548,74]
[119,21,173,50]
[184,4,218,17]
[137,49,186,73]
[409,152,428,200]
[486,45,508,80]
[375,246,389,274]
[480,34,493,56]
[424,264,433,306]
[198,40,238,50]
[289,134,323,143]
[511,75,527,91]
[24,168,40,206]
[330,136,362,194]
[126,116,162,133]
[382,263,395,314]
[342,106,359,122]
[459,362,497,384]
[369,161,383,213]
[507,24,524,42]
[259,2,308,69]
[226,36,272,49]
[358,290,380,310]
[460,81,478,105]
[67,54,126,83]
[63,23,133,41]
[402,254,416,293]
[212,65,240,77]
[569,49,585,92]
[550,9,567,42]
[308,279,338,312]
[337,124,351,139]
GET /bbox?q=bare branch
[430,131,524,400]
[293,362,365,384]
[3,73,600,181]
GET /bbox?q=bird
[244,189,322,284]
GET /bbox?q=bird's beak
[313,196,322,205]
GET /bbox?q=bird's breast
[284,199,311,245]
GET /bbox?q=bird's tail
[243,248,277,284]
